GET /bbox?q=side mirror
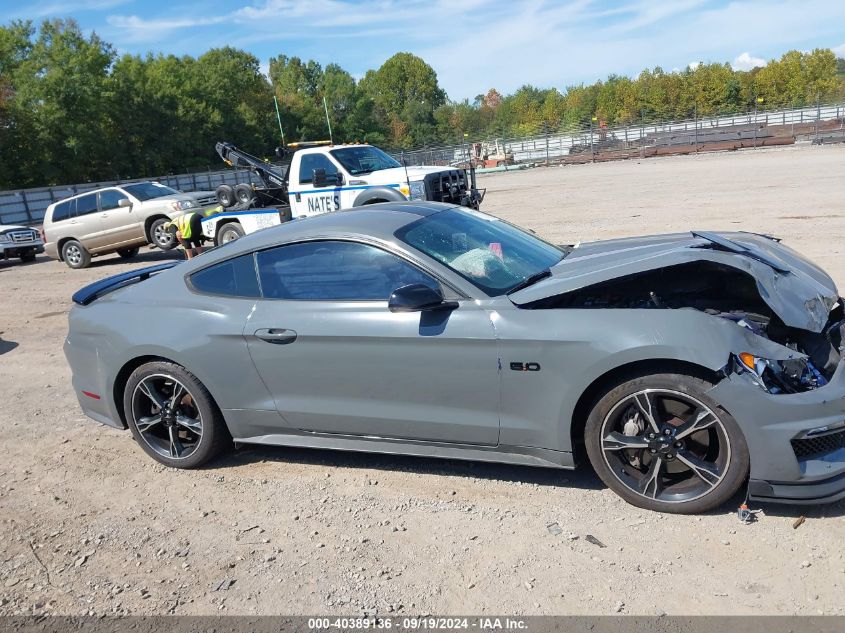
[388,283,458,313]
[117,198,132,208]
[313,168,342,188]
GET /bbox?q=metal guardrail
[2,100,844,227]
[393,101,845,166]
[0,169,252,227]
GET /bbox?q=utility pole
[462,132,469,168]
[753,96,763,149]
[692,61,701,153]
[544,122,550,166]
[273,95,286,147]
[815,93,821,144]
[323,96,333,144]
[590,116,597,162]
[694,103,698,153]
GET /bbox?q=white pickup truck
[202,142,484,245]
[0,223,44,264]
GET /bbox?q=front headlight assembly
[735,352,828,393]
[0,233,9,243]
[170,200,196,212]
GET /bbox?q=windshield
[122,182,181,201]
[395,208,564,296]
[330,146,401,175]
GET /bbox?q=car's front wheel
[585,372,749,514]
[149,218,176,251]
[123,361,231,468]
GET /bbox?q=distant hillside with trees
[1,18,843,188]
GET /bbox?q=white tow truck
[202,141,484,245]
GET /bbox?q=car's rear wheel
[584,373,748,514]
[62,240,91,269]
[123,361,231,468]
[149,218,176,251]
[117,246,139,259]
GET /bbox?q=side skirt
[234,430,575,470]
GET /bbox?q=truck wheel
[62,240,91,269]
[217,222,244,245]
[216,185,236,208]
[117,246,139,259]
[234,184,254,206]
[149,218,176,251]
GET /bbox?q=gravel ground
[1,144,844,617]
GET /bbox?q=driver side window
[256,240,439,301]
[299,154,339,185]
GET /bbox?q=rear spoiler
[72,262,179,306]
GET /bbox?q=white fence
[0,169,252,227]
[397,101,845,166]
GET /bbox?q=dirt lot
[1,144,844,617]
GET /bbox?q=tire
[149,218,176,251]
[20,253,36,263]
[216,185,236,208]
[117,246,139,259]
[584,372,749,514]
[234,184,254,206]
[123,361,231,469]
[61,240,91,269]
[217,222,244,245]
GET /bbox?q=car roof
[187,202,460,270]
[47,181,162,207]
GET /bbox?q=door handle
[254,328,297,344]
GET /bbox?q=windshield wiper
[507,269,552,294]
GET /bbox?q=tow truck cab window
[190,254,260,298]
[299,153,338,185]
[75,193,98,217]
[51,198,76,223]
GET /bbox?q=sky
[5,0,845,100]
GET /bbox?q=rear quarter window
[50,199,75,223]
[190,254,260,298]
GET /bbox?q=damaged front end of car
[509,230,845,503]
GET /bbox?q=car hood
[137,194,196,204]
[509,231,839,333]
[0,224,33,232]
[363,166,455,184]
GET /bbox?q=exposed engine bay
[523,261,845,393]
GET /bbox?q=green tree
[359,52,445,145]
[10,19,114,184]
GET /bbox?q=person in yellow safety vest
[164,205,223,260]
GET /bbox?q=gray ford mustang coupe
[65,202,845,513]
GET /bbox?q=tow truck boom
[214,142,287,190]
